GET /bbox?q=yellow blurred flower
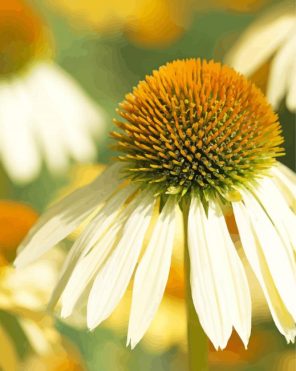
[22,345,84,371]
[47,0,191,47]
[275,350,296,371]
[0,200,38,264]
[0,0,105,184]
[123,0,190,48]
[0,200,85,371]
[225,1,296,112]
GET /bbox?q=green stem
[183,202,208,371]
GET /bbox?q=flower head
[15,59,296,351]
[113,59,283,197]
[0,0,105,184]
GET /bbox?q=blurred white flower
[0,0,105,184]
[225,2,296,112]
[0,62,105,184]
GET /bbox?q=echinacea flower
[0,0,105,184]
[15,59,296,351]
[224,1,296,112]
[0,200,84,370]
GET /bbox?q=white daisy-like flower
[224,2,296,112]
[0,0,105,184]
[15,59,296,351]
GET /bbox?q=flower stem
[183,202,208,371]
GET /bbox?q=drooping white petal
[233,201,296,342]
[276,162,296,183]
[0,81,41,183]
[240,190,296,321]
[254,177,296,251]
[225,8,295,76]
[22,66,70,173]
[32,62,104,136]
[26,62,104,163]
[188,197,251,349]
[267,34,296,109]
[48,185,136,310]
[270,163,296,212]
[127,197,177,348]
[286,56,296,112]
[60,193,141,318]
[60,223,121,318]
[14,163,123,268]
[87,191,156,330]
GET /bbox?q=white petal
[54,184,137,315]
[24,62,104,167]
[33,62,104,135]
[127,197,177,348]
[233,201,296,342]
[60,223,121,318]
[23,66,70,173]
[188,197,251,349]
[28,63,102,162]
[254,177,296,251]
[276,162,296,182]
[270,163,296,212]
[286,53,296,112]
[267,34,296,110]
[14,163,123,268]
[0,81,41,183]
[87,191,156,329]
[241,190,296,320]
[225,8,295,76]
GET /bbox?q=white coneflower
[224,1,296,112]
[0,0,105,184]
[15,59,296,361]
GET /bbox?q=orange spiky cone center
[112,59,283,198]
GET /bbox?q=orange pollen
[112,58,284,197]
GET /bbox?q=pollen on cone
[112,59,284,197]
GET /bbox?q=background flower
[224,1,296,112]
[0,200,85,370]
[0,0,105,184]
